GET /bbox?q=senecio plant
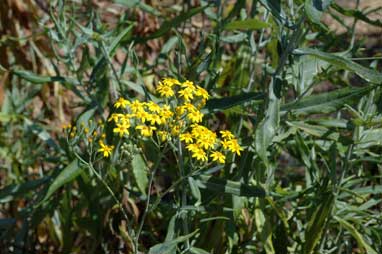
[63,78,242,252]
[73,77,242,164]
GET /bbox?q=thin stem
[178,139,190,250]
[134,145,167,253]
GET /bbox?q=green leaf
[332,3,382,27]
[304,192,334,254]
[220,33,247,43]
[132,153,149,195]
[190,247,210,254]
[148,230,198,254]
[281,86,375,115]
[305,0,332,29]
[224,19,269,30]
[41,159,82,203]
[140,6,207,41]
[335,216,378,254]
[0,177,49,203]
[202,92,263,113]
[12,69,79,85]
[294,48,382,84]
[196,175,266,197]
[256,79,280,163]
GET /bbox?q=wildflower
[130,100,144,113]
[162,78,180,87]
[180,133,193,144]
[195,86,209,100]
[114,97,130,109]
[181,80,195,89]
[157,130,168,141]
[190,147,208,162]
[98,140,114,157]
[136,125,156,137]
[227,139,243,156]
[108,113,123,123]
[178,87,194,101]
[220,130,235,140]
[147,114,162,125]
[157,82,175,97]
[196,131,216,150]
[210,151,225,164]
[135,110,149,123]
[113,122,130,137]
[187,110,203,123]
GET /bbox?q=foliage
[1,0,382,253]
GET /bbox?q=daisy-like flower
[227,139,243,156]
[114,97,130,109]
[178,87,194,101]
[191,147,208,162]
[98,140,114,157]
[180,132,193,144]
[220,130,235,140]
[210,151,225,164]
[113,122,130,137]
[136,125,156,137]
[157,82,175,98]
[187,110,203,123]
[195,87,209,100]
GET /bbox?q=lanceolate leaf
[305,0,333,29]
[131,153,149,195]
[148,231,198,254]
[196,175,266,197]
[202,92,263,113]
[138,6,207,41]
[42,159,82,203]
[294,48,382,84]
[281,86,376,115]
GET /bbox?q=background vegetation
[0,0,381,253]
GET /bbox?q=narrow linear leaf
[294,48,382,84]
[304,192,334,254]
[197,175,266,197]
[148,230,198,254]
[282,86,375,115]
[334,216,378,254]
[140,6,207,41]
[0,177,50,203]
[202,92,263,113]
[224,18,269,30]
[332,3,382,27]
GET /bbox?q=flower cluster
[102,78,242,163]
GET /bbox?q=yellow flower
[220,130,235,140]
[178,87,194,101]
[136,125,156,137]
[180,133,193,144]
[181,80,195,89]
[195,86,209,100]
[114,97,130,109]
[147,114,162,125]
[210,151,225,164]
[113,122,130,137]
[146,101,162,113]
[227,139,243,156]
[196,131,216,150]
[135,110,149,123]
[108,113,123,123]
[157,130,168,141]
[98,140,114,157]
[157,82,174,98]
[162,78,181,87]
[191,147,208,162]
[130,100,144,113]
[187,110,203,123]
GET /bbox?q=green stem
[178,139,190,250]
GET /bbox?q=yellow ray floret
[114,97,130,109]
[210,151,225,164]
[98,140,114,157]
